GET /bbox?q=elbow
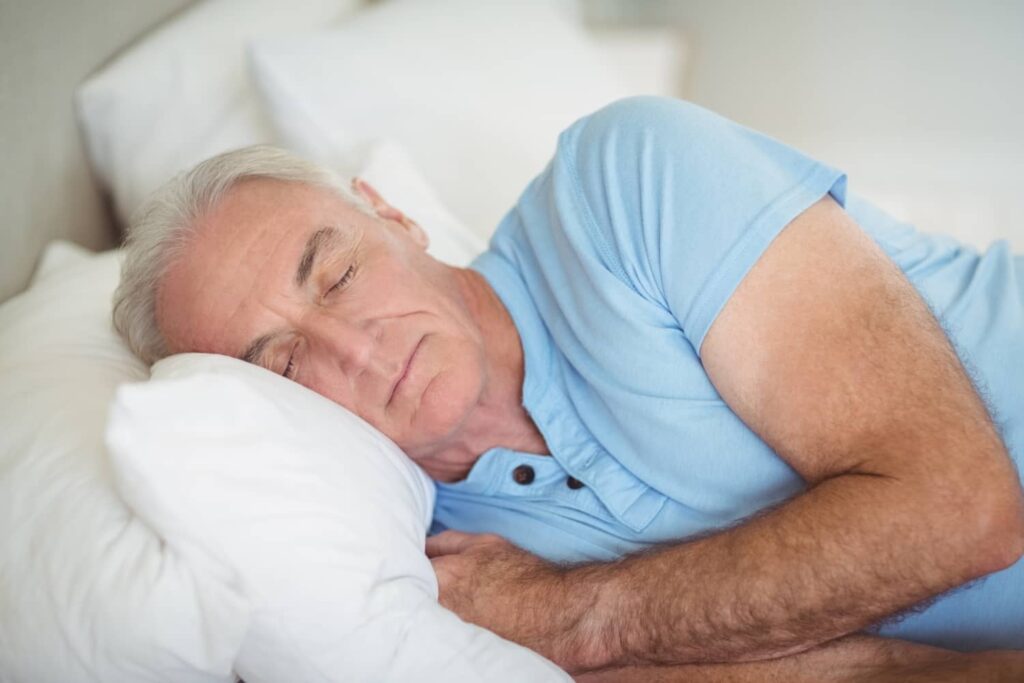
[966,483,1024,576]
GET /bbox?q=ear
[351,177,429,250]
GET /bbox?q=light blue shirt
[431,96,1024,651]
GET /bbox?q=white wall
[587,0,1024,252]
[0,0,195,301]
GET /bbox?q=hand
[426,530,591,669]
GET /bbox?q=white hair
[111,145,373,365]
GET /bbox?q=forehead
[208,177,343,229]
[156,177,361,356]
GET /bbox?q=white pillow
[76,0,365,227]
[30,238,95,284]
[107,353,570,683]
[0,247,250,683]
[248,0,637,237]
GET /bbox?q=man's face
[156,177,489,462]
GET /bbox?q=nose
[305,310,378,378]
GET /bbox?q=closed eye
[327,264,356,296]
[282,340,299,379]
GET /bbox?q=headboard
[0,0,196,304]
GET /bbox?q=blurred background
[0,0,1022,302]
[585,0,1024,253]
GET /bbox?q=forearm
[551,474,1008,670]
[574,634,916,683]
[573,634,1024,683]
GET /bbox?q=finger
[425,529,483,558]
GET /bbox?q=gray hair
[111,144,372,365]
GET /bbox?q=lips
[388,337,423,406]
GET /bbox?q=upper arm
[700,194,1021,532]
[567,96,1023,564]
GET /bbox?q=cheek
[302,368,357,414]
[378,249,446,309]
[392,338,487,447]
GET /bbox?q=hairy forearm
[548,473,1012,670]
[573,634,1024,683]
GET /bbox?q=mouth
[387,336,423,406]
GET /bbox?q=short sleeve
[560,96,848,353]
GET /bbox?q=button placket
[576,447,669,532]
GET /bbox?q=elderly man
[113,96,1024,680]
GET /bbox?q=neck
[420,265,549,482]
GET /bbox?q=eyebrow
[295,226,346,288]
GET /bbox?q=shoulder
[543,96,730,305]
[554,96,762,227]
[560,96,735,167]
[570,95,721,138]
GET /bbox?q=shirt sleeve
[560,96,848,354]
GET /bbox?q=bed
[0,2,686,681]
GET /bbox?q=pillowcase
[107,353,571,683]
[30,238,95,284]
[76,0,365,228]
[248,0,638,237]
[0,246,250,683]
